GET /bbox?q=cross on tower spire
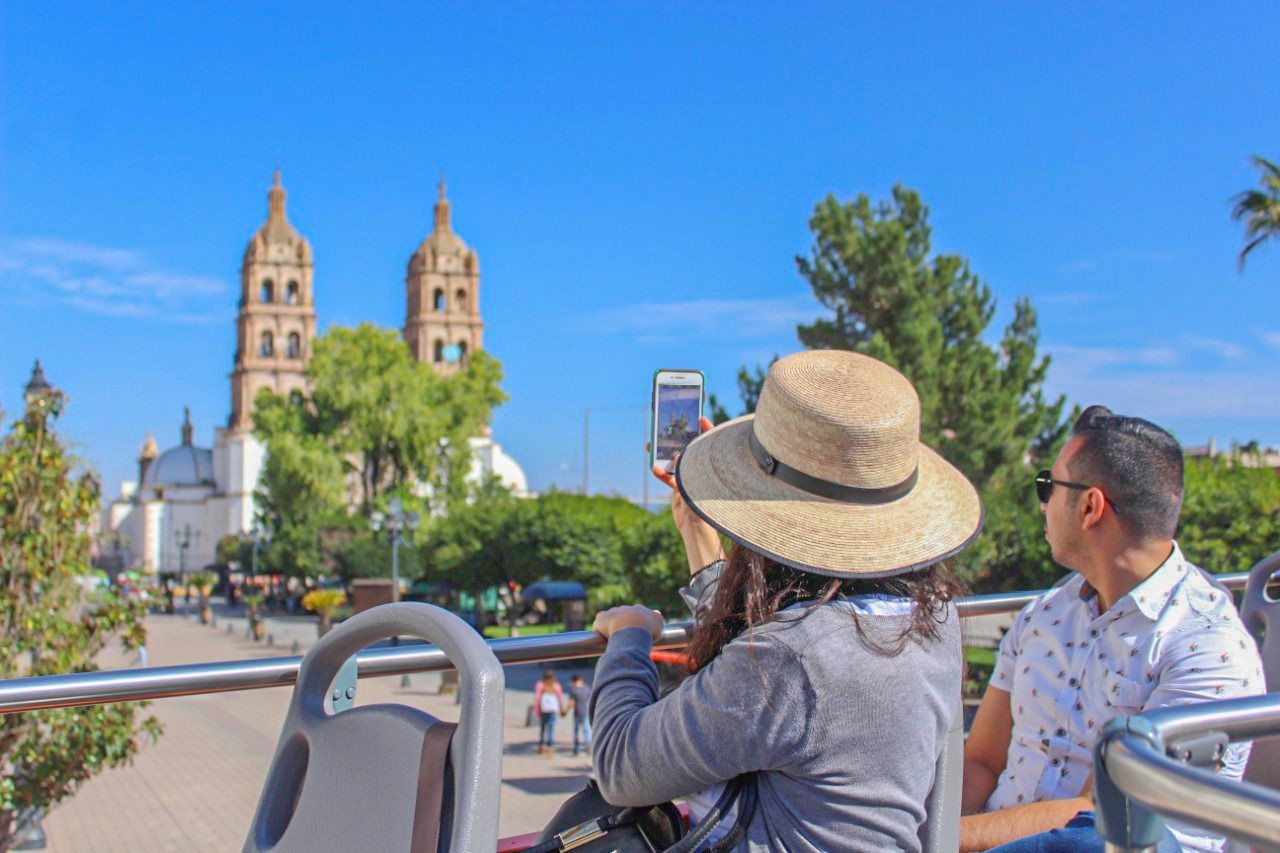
[268,170,286,220]
[434,176,451,233]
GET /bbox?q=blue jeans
[987,811,1182,853]
[572,716,591,752]
[538,712,556,748]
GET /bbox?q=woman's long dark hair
[685,542,966,669]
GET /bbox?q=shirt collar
[1084,541,1187,621]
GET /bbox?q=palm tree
[1231,154,1280,271]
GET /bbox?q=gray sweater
[590,563,961,852]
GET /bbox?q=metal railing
[0,573,1257,715]
[1095,692,1280,852]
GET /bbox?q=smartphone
[650,369,706,468]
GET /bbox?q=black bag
[524,774,756,853]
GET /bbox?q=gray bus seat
[244,602,504,852]
[918,696,964,853]
[1241,549,1280,792]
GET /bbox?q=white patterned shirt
[988,542,1263,852]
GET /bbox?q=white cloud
[1047,337,1279,419]
[1049,369,1280,419]
[11,237,145,269]
[1183,336,1245,360]
[1047,343,1179,369]
[0,237,226,321]
[581,295,821,342]
[1260,331,1280,349]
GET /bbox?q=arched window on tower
[259,331,274,357]
[433,289,445,312]
[286,281,300,304]
[455,289,467,312]
[433,339,445,363]
[286,332,301,359]
[458,341,468,363]
[261,279,275,303]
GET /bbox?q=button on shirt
[988,543,1263,852]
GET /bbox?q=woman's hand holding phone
[652,416,724,575]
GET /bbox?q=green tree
[424,491,689,627]
[252,431,348,579]
[1230,154,1280,271]
[1178,456,1280,573]
[424,489,541,631]
[253,323,507,576]
[731,186,1071,589]
[335,531,427,583]
[215,534,251,569]
[0,393,161,849]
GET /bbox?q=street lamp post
[173,524,200,609]
[248,523,271,608]
[371,498,419,688]
[370,497,419,606]
[249,524,270,580]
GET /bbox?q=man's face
[1042,435,1087,570]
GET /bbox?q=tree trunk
[318,612,332,638]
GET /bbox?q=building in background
[99,173,526,575]
[405,181,484,373]
[1185,437,1280,473]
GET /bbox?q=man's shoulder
[1166,558,1248,630]
[1014,574,1086,621]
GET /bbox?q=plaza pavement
[41,610,598,851]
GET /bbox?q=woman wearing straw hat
[589,350,983,851]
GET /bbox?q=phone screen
[653,382,703,464]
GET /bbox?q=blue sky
[3,3,1279,502]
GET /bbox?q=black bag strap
[523,774,757,853]
[665,773,756,853]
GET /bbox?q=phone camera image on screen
[654,384,702,463]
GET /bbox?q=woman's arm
[651,417,724,576]
[589,623,812,807]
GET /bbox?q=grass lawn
[483,623,566,639]
[964,646,996,667]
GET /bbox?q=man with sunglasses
[959,406,1263,853]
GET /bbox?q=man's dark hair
[1067,405,1184,539]
[570,674,584,683]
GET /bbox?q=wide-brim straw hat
[676,350,983,578]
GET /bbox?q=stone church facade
[101,174,526,576]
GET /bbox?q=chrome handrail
[0,572,1257,716]
[1095,693,1280,852]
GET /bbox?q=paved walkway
[41,612,597,850]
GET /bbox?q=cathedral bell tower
[404,180,484,374]
[229,172,317,430]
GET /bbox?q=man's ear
[1079,488,1108,531]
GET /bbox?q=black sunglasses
[1034,470,1120,508]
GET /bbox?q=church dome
[144,407,215,487]
[145,445,215,487]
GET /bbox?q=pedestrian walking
[564,673,591,756]
[533,669,565,755]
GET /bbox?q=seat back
[243,602,504,853]
[1241,549,1280,792]
[917,696,964,853]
